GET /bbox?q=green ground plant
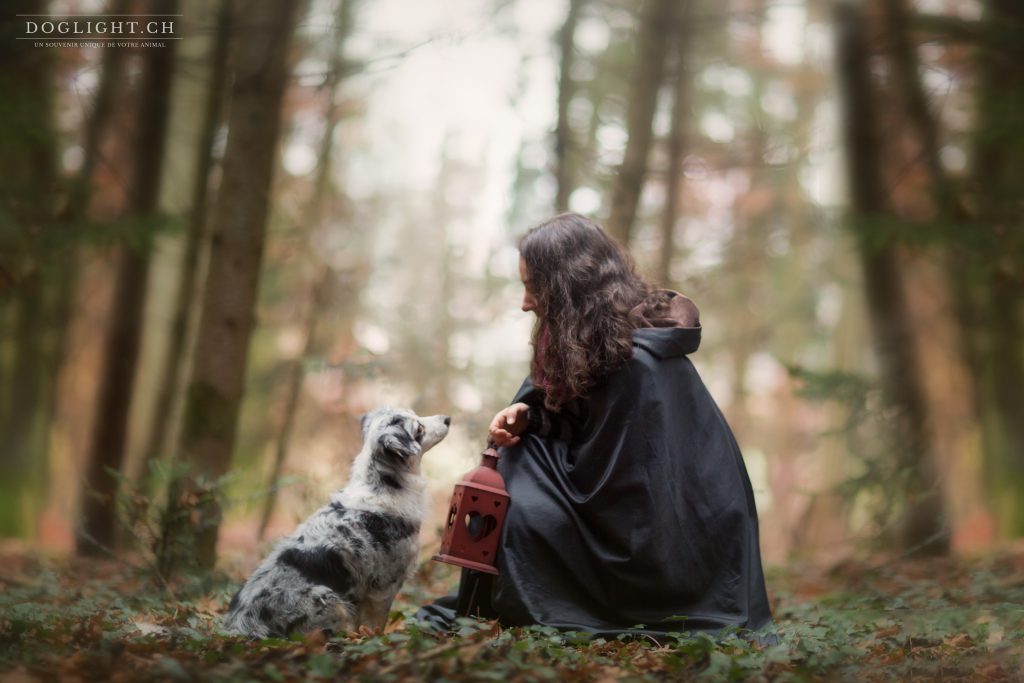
[1,547,1022,681]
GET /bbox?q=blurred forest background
[0,0,1021,580]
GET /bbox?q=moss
[181,381,237,446]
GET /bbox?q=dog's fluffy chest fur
[223,409,449,638]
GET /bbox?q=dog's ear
[361,409,386,438]
[379,432,422,460]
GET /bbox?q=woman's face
[519,256,540,315]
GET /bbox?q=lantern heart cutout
[464,512,498,541]
[471,495,479,502]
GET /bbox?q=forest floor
[1,542,1023,682]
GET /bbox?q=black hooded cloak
[419,300,773,637]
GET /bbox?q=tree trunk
[47,1,132,461]
[177,0,301,569]
[880,0,992,549]
[0,2,58,536]
[606,0,679,247]
[656,0,694,287]
[910,13,983,45]
[428,145,456,412]
[77,0,180,556]
[834,0,948,556]
[259,266,329,540]
[61,0,133,223]
[45,18,138,547]
[259,0,353,539]
[553,0,585,212]
[971,0,1024,535]
[31,0,131,549]
[139,0,232,483]
[881,0,963,216]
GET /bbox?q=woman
[420,213,772,638]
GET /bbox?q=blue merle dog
[223,408,451,638]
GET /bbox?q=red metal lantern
[433,445,509,575]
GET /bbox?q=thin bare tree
[656,0,694,287]
[553,0,585,212]
[259,0,355,540]
[606,0,680,247]
[176,0,302,569]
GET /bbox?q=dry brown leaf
[0,667,44,683]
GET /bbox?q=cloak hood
[629,289,701,359]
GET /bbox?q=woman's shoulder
[631,326,701,361]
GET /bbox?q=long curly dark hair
[520,213,649,410]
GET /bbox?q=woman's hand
[489,402,530,447]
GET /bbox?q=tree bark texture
[553,0,585,213]
[0,2,57,536]
[834,0,948,556]
[29,0,132,550]
[77,0,180,555]
[969,0,1024,535]
[62,0,132,223]
[879,0,966,220]
[140,0,233,483]
[606,0,679,247]
[45,0,132,478]
[879,0,992,548]
[177,0,300,569]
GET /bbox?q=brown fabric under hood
[628,289,700,329]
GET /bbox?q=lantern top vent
[461,446,504,493]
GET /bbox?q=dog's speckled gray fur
[223,408,450,638]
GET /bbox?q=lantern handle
[482,440,501,465]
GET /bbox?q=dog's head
[360,408,450,471]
